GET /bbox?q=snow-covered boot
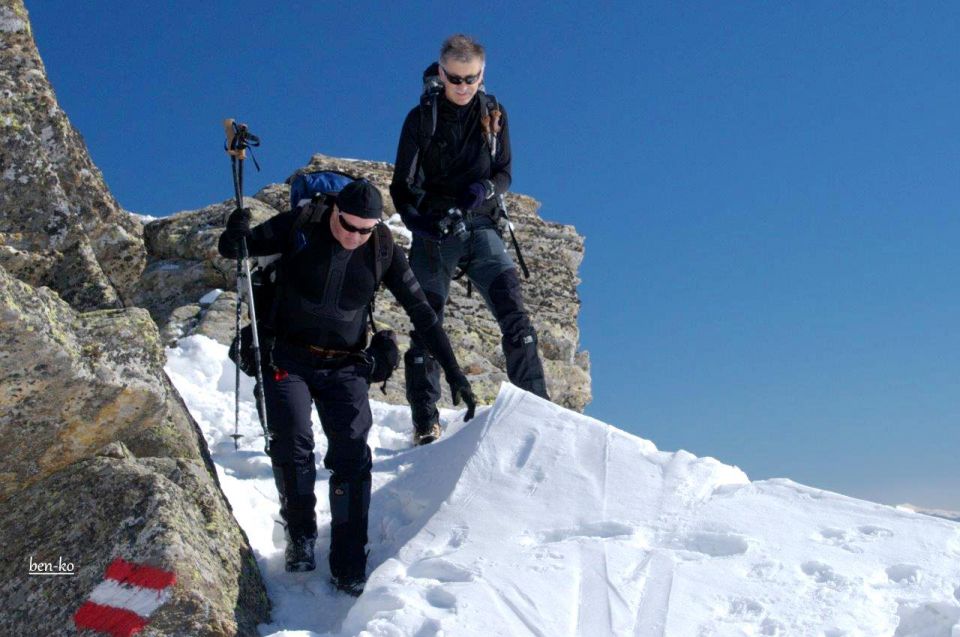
[284,532,316,572]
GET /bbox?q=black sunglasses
[441,64,482,86]
[337,212,379,235]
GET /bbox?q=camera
[437,207,468,239]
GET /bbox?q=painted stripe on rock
[88,579,172,617]
[73,601,149,637]
[104,557,176,590]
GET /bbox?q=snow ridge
[164,335,960,636]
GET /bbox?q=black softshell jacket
[390,94,512,233]
[218,208,461,372]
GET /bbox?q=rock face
[0,0,146,311]
[0,3,270,634]
[143,154,591,412]
[0,266,270,635]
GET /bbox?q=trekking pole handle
[223,118,260,159]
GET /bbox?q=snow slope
[165,335,960,636]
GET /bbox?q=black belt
[275,338,361,369]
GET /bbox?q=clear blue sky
[28,2,959,509]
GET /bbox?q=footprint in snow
[407,557,475,583]
[727,597,764,618]
[885,564,921,584]
[721,599,786,636]
[857,525,893,539]
[425,586,457,609]
[801,561,848,588]
[537,520,635,543]
[748,560,783,581]
[676,531,750,558]
[816,528,864,554]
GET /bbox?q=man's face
[440,57,484,106]
[330,204,379,250]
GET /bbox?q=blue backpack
[288,170,356,210]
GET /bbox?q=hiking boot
[413,421,442,446]
[284,534,316,572]
[330,573,366,597]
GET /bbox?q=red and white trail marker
[73,557,177,637]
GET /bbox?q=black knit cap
[336,180,383,220]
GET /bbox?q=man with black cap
[218,179,476,595]
[391,34,549,446]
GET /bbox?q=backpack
[229,172,395,378]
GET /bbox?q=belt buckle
[307,344,346,359]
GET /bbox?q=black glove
[447,370,476,422]
[457,181,491,213]
[227,207,252,234]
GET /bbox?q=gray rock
[134,198,277,328]
[0,0,146,310]
[0,263,270,633]
[0,452,269,636]
[0,5,270,634]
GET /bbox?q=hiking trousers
[405,218,548,430]
[263,341,372,581]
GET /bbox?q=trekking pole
[484,114,530,279]
[498,195,530,279]
[223,119,271,452]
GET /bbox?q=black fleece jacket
[218,207,463,378]
[390,93,511,235]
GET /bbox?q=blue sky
[27,2,959,509]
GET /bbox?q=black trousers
[406,219,549,429]
[263,342,372,580]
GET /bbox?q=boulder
[0,0,146,310]
[0,264,270,634]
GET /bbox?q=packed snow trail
[165,335,960,636]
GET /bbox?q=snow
[199,289,223,306]
[164,334,960,636]
[127,210,158,223]
[385,213,413,242]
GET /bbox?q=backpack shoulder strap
[414,96,439,182]
[286,200,325,254]
[372,222,394,286]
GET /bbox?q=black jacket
[218,207,462,375]
[390,93,512,236]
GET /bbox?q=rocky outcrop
[0,0,146,311]
[142,154,591,412]
[0,3,270,633]
[0,266,270,634]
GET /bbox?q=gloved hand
[218,207,254,258]
[226,207,252,235]
[457,181,490,213]
[447,370,477,422]
[399,204,443,241]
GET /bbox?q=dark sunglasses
[441,64,482,86]
[337,212,379,235]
